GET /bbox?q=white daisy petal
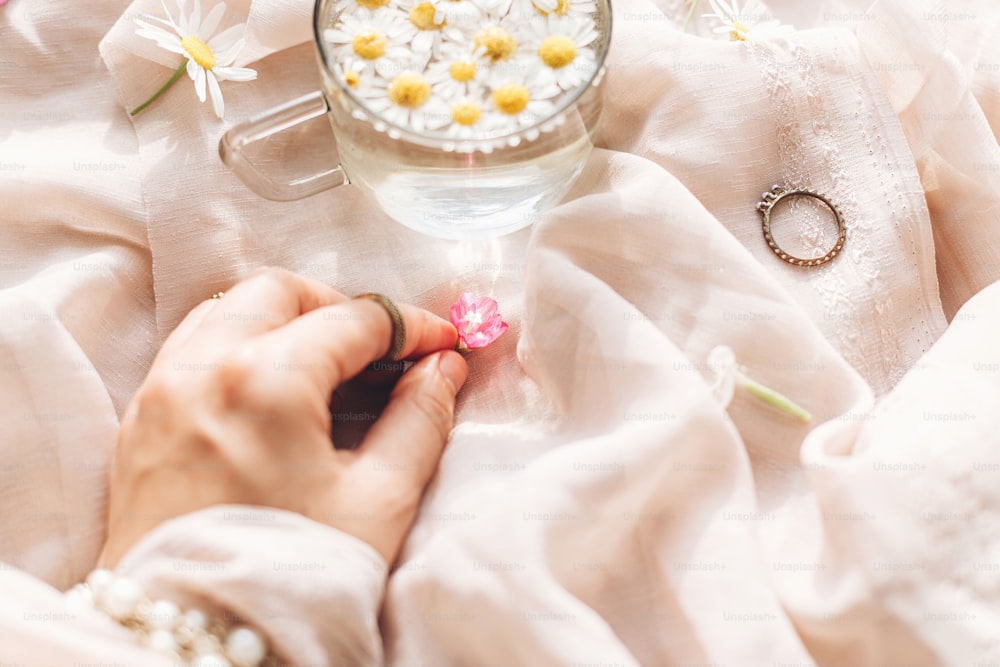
[208,24,245,54]
[188,0,201,36]
[194,66,207,102]
[200,2,227,39]
[186,57,200,81]
[207,71,225,118]
[412,30,434,54]
[174,0,189,34]
[213,66,257,82]
[136,27,186,53]
[158,0,182,33]
[212,37,246,66]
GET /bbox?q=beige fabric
[2,0,1000,664]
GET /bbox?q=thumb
[346,351,467,562]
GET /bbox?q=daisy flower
[334,55,375,92]
[425,34,487,99]
[407,1,449,55]
[358,71,452,133]
[519,14,599,90]
[133,0,257,118]
[444,90,510,145]
[486,66,561,133]
[324,9,418,74]
[471,23,519,64]
[702,0,782,42]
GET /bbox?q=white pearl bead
[147,599,181,630]
[192,653,231,667]
[102,577,143,620]
[85,569,114,598]
[64,584,94,613]
[184,608,209,631]
[224,626,266,667]
[147,628,178,654]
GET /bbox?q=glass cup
[220,0,612,239]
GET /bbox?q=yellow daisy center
[449,60,476,82]
[352,30,387,60]
[356,0,390,7]
[451,101,481,125]
[729,21,749,41]
[343,70,360,88]
[388,73,431,107]
[492,83,530,115]
[532,0,570,15]
[474,26,517,62]
[181,35,215,70]
[538,35,576,69]
[410,2,445,30]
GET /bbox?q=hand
[99,268,468,567]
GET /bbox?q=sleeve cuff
[115,505,388,666]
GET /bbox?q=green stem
[682,0,703,32]
[736,371,812,423]
[130,61,187,117]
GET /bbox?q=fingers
[263,297,459,393]
[199,267,348,341]
[345,351,467,561]
[359,350,467,473]
[156,299,217,360]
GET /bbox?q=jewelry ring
[354,293,407,362]
[210,291,225,300]
[756,185,846,267]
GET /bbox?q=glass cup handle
[219,91,348,202]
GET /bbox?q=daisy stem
[130,61,187,117]
[682,0,703,32]
[735,370,812,423]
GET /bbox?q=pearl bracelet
[66,569,270,667]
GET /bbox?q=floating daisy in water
[323,0,607,142]
[133,0,257,118]
[407,1,448,54]
[324,9,418,75]
[472,24,518,63]
[359,70,452,132]
[519,14,598,90]
[334,55,375,91]
[425,35,488,99]
[702,0,782,41]
[486,66,560,133]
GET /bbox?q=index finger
[198,267,349,342]
[260,296,459,393]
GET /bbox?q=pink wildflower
[449,293,509,350]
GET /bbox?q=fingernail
[437,351,468,394]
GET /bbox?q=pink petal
[449,293,508,350]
